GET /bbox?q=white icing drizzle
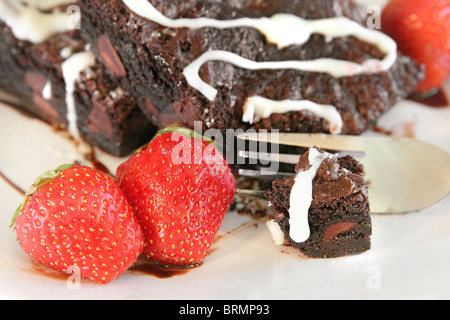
[266,220,285,246]
[123,0,397,65]
[183,50,387,102]
[289,148,333,243]
[60,46,73,59]
[123,0,397,83]
[21,0,76,11]
[0,0,79,44]
[123,0,259,31]
[242,96,343,134]
[123,0,398,132]
[61,51,96,140]
[42,80,52,100]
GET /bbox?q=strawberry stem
[10,163,77,228]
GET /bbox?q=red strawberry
[116,127,236,268]
[381,0,450,94]
[11,164,144,283]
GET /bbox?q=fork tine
[237,132,367,153]
[238,150,300,164]
[238,168,294,179]
[235,189,267,200]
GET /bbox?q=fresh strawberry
[11,164,144,283]
[381,0,450,94]
[116,127,236,268]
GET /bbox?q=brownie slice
[74,66,156,156]
[77,0,424,136]
[0,22,85,126]
[265,147,371,258]
[0,3,156,156]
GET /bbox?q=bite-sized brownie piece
[77,0,424,136]
[265,147,371,258]
[0,2,156,156]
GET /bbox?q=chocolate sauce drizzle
[0,170,26,196]
[408,88,450,108]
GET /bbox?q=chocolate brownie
[0,1,155,156]
[0,21,85,126]
[265,147,371,258]
[74,65,156,156]
[77,0,424,136]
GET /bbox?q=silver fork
[236,132,450,214]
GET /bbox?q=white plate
[1,82,449,300]
[1,0,450,300]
